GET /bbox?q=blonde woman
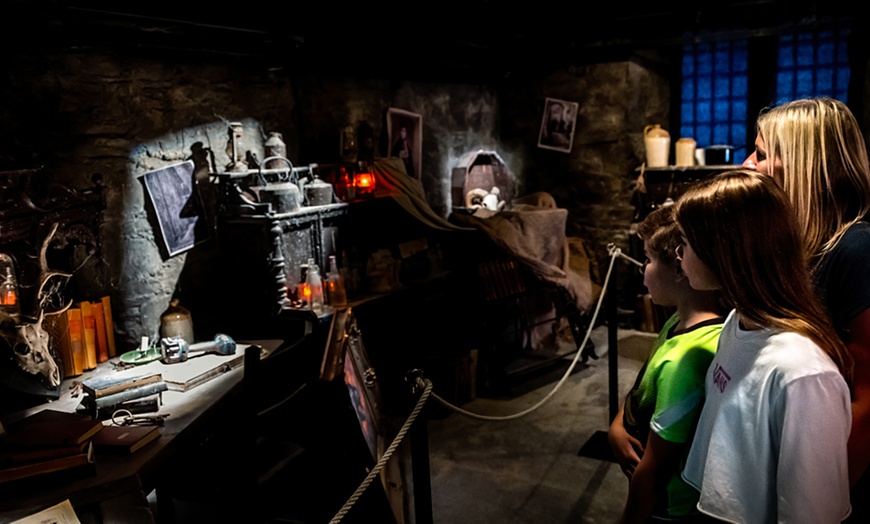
[744,97,870,521]
[676,170,852,523]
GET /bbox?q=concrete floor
[426,325,651,524]
[151,325,653,524]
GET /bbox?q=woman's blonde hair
[756,97,870,266]
[675,170,853,384]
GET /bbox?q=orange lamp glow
[353,170,376,197]
[354,172,375,190]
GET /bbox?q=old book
[79,301,97,370]
[0,441,94,485]
[96,394,162,419]
[86,381,168,411]
[92,300,109,363]
[92,425,160,454]
[3,409,104,448]
[101,295,117,358]
[43,310,81,378]
[67,307,86,376]
[82,371,163,399]
[0,440,89,468]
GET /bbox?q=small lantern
[353,162,376,197]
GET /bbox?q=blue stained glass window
[683,27,851,166]
[775,28,850,102]
[733,76,748,97]
[681,39,749,163]
[697,77,712,99]
[779,46,794,67]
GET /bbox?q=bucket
[644,125,671,167]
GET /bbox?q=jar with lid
[160,299,195,344]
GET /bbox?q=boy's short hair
[636,204,680,266]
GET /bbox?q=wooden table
[0,341,282,523]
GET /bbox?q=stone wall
[0,48,510,351]
[500,60,670,303]
[1,42,670,351]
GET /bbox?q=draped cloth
[372,158,470,232]
[449,191,599,313]
[371,158,599,313]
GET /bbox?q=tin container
[305,177,333,207]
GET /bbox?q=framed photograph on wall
[386,108,423,179]
[537,97,578,153]
[142,160,209,258]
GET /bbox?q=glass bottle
[0,265,19,313]
[306,258,324,315]
[326,255,347,308]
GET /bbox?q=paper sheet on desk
[11,499,81,524]
[136,344,262,392]
[105,344,263,392]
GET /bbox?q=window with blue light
[680,40,749,164]
[776,29,850,102]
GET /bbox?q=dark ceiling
[7,1,865,81]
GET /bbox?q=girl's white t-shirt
[682,309,852,524]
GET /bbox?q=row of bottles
[294,255,348,315]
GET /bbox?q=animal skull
[6,310,61,386]
[0,223,72,387]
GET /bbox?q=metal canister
[305,176,334,206]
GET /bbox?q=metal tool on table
[160,333,236,364]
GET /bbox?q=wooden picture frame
[537,97,578,153]
[386,108,422,179]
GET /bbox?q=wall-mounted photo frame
[142,160,209,258]
[537,97,578,153]
[386,108,423,179]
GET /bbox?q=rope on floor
[428,244,641,421]
[329,244,641,521]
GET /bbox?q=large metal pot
[705,145,734,165]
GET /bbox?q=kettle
[644,125,671,167]
[257,156,303,214]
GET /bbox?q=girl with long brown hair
[675,170,852,523]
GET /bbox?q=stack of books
[0,410,102,485]
[43,295,117,378]
[81,372,167,418]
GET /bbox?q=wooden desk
[0,342,280,523]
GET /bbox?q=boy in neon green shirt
[608,205,726,522]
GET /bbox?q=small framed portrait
[537,97,579,153]
[386,108,423,179]
[142,160,209,258]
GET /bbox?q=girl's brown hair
[674,169,853,384]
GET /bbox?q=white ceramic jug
[644,125,671,167]
[676,137,696,166]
